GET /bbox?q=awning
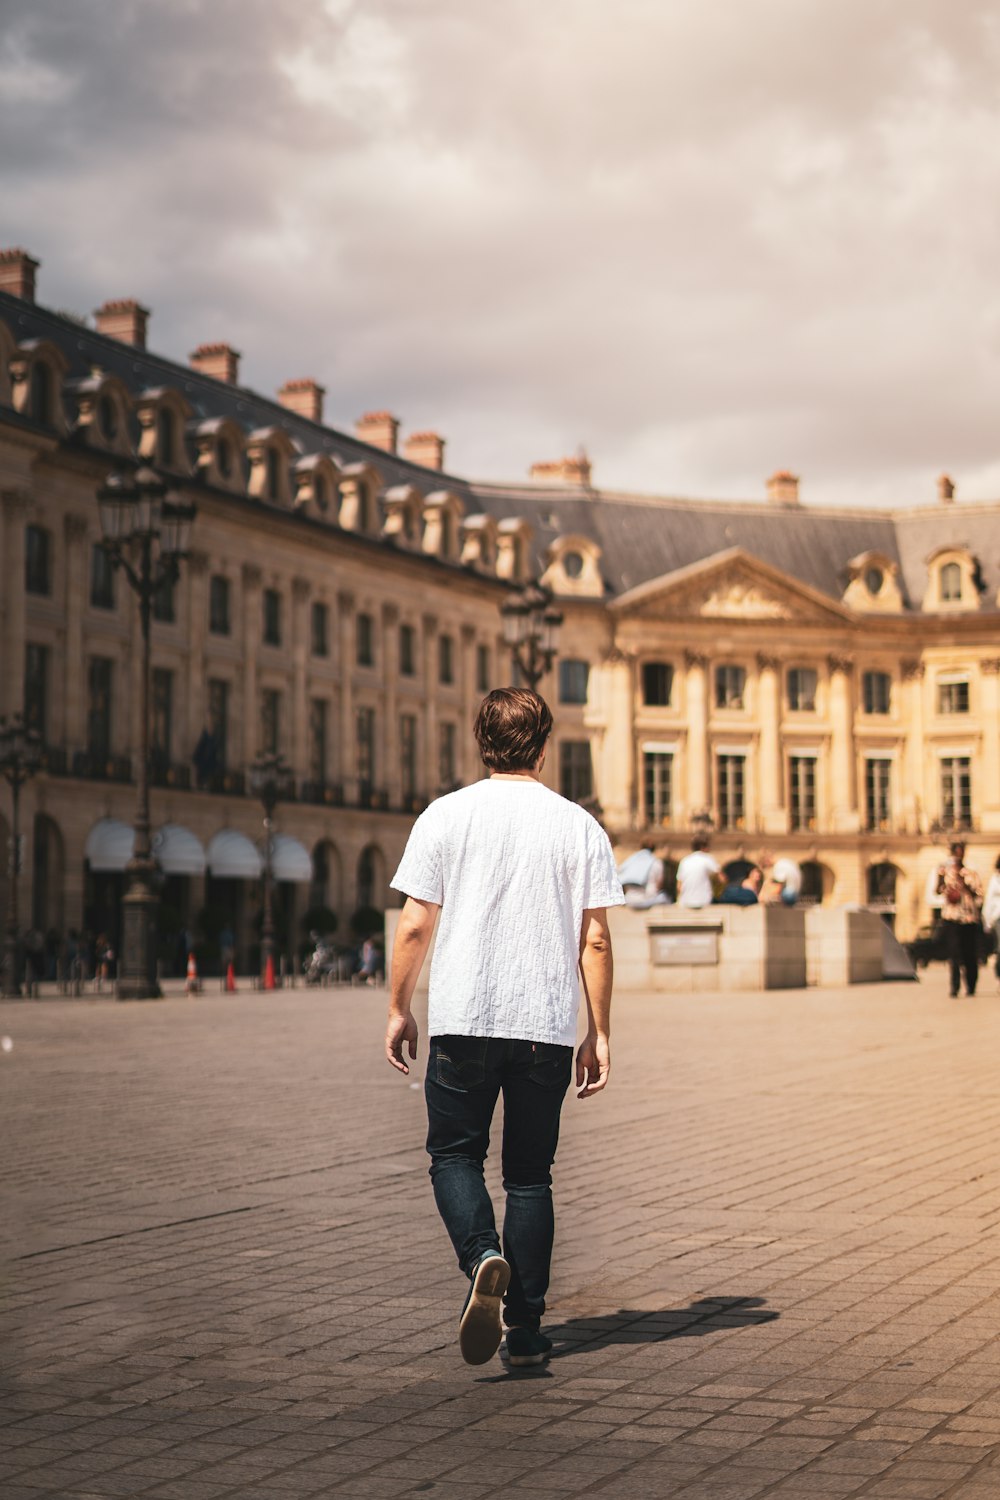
[152,824,206,877]
[269,833,312,883]
[85,817,134,872]
[207,829,263,880]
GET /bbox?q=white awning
[152,824,206,877]
[269,833,312,883]
[84,818,134,873]
[207,829,263,880]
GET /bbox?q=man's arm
[385,896,439,1074]
[577,907,612,1099]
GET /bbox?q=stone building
[1,246,997,966]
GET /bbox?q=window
[356,612,374,667]
[90,543,115,609]
[156,406,176,467]
[559,659,589,705]
[25,525,51,595]
[476,644,490,694]
[938,679,969,714]
[865,566,884,596]
[641,662,673,707]
[643,751,673,827]
[716,754,746,828]
[217,435,233,479]
[209,575,230,635]
[30,361,53,424]
[559,740,593,803]
[98,393,118,443]
[313,473,329,511]
[356,706,375,794]
[438,634,454,685]
[309,699,328,784]
[261,688,281,755]
[399,624,416,677]
[87,657,113,763]
[941,757,972,829]
[152,572,175,624]
[311,601,328,657]
[24,644,48,740]
[207,678,228,772]
[151,668,173,769]
[789,756,817,831]
[562,551,584,579]
[715,665,746,710]
[263,588,281,646]
[400,713,417,799]
[439,722,457,790]
[862,670,891,715]
[787,667,817,712]
[865,759,891,832]
[265,447,281,500]
[940,562,962,602]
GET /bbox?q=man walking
[936,841,983,997]
[385,688,624,1367]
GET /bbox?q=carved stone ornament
[241,562,262,589]
[697,573,793,620]
[756,652,780,672]
[337,589,356,615]
[684,649,708,669]
[292,576,311,602]
[422,612,439,635]
[901,658,925,681]
[827,654,854,675]
[981,657,1000,676]
[382,602,400,626]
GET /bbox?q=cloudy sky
[4,0,1000,506]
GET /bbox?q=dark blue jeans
[425,1035,573,1331]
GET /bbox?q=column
[383,603,401,805]
[901,659,925,834]
[291,576,310,779]
[684,650,709,820]
[828,654,859,832]
[979,658,1000,833]
[599,648,634,829]
[185,550,210,758]
[337,591,356,801]
[62,514,89,752]
[422,613,438,796]
[1,491,28,718]
[240,563,261,765]
[459,623,476,785]
[756,652,785,834]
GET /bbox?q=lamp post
[0,714,42,997]
[248,752,293,989]
[500,580,563,692]
[97,467,196,1000]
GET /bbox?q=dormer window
[156,407,176,467]
[313,472,328,511]
[266,447,281,500]
[940,562,961,602]
[864,566,884,595]
[923,546,979,612]
[218,436,233,478]
[30,361,52,424]
[563,551,584,579]
[136,389,193,474]
[541,533,603,598]
[98,393,118,442]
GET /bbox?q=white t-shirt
[676,850,720,908]
[391,778,625,1047]
[772,857,802,896]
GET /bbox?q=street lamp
[0,714,42,997]
[248,752,294,989]
[500,580,563,691]
[97,466,196,1000]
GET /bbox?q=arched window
[30,360,52,424]
[940,561,962,602]
[98,393,118,443]
[265,447,281,500]
[156,406,176,467]
[217,436,233,479]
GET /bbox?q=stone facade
[1,248,998,965]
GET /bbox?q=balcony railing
[150,757,191,790]
[70,750,133,783]
[300,780,344,806]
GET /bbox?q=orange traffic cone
[263,953,275,991]
[185,951,200,995]
[225,961,237,993]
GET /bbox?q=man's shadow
[483,1296,778,1381]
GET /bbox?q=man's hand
[386,1011,419,1075]
[576,1032,610,1098]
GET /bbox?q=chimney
[404,430,446,471]
[529,453,592,486]
[95,298,149,349]
[0,248,39,302]
[189,341,241,385]
[766,469,800,505]
[355,410,399,454]
[937,473,955,504]
[278,377,325,423]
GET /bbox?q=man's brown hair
[474,688,553,773]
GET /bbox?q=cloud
[4,0,1000,504]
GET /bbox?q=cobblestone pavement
[4,969,1000,1499]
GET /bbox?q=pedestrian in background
[936,841,983,998]
[676,835,720,908]
[981,855,1000,994]
[385,687,624,1368]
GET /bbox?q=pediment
[610,548,852,625]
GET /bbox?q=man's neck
[490,769,542,783]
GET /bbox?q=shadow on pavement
[550,1294,779,1358]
